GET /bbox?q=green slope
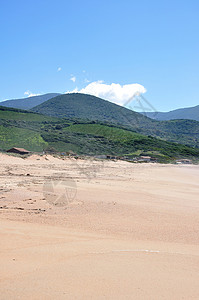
[59,123,199,159]
[1,106,199,161]
[0,126,48,151]
[31,93,199,148]
[31,93,150,127]
[0,106,56,151]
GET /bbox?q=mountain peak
[0,93,60,110]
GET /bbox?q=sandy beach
[0,153,199,299]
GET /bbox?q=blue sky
[1,0,199,111]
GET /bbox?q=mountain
[0,93,60,110]
[143,104,199,122]
[31,93,199,148]
[31,93,150,127]
[0,106,199,162]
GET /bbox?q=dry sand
[0,153,199,299]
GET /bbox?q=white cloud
[24,90,40,98]
[65,81,146,105]
[57,67,62,72]
[67,87,79,93]
[70,75,76,83]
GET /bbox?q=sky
[0,0,199,111]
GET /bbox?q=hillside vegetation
[1,106,199,162]
[31,93,199,148]
[32,93,148,127]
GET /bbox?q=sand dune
[0,154,199,299]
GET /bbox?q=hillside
[31,93,199,148]
[144,104,199,122]
[31,93,149,127]
[0,106,199,162]
[0,93,60,110]
[0,106,56,151]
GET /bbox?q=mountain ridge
[31,93,151,128]
[143,104,199,121]
[31,93,199,148]
[1,93,199,148]
[0,93,60,110]
[0,105,199,162]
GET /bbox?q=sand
[0,153,199,299]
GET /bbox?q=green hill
[1,106,199,162]
[0,126,48,152]
[31,93,149,128]
[31,93,199,148]
[0,106,56,151]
